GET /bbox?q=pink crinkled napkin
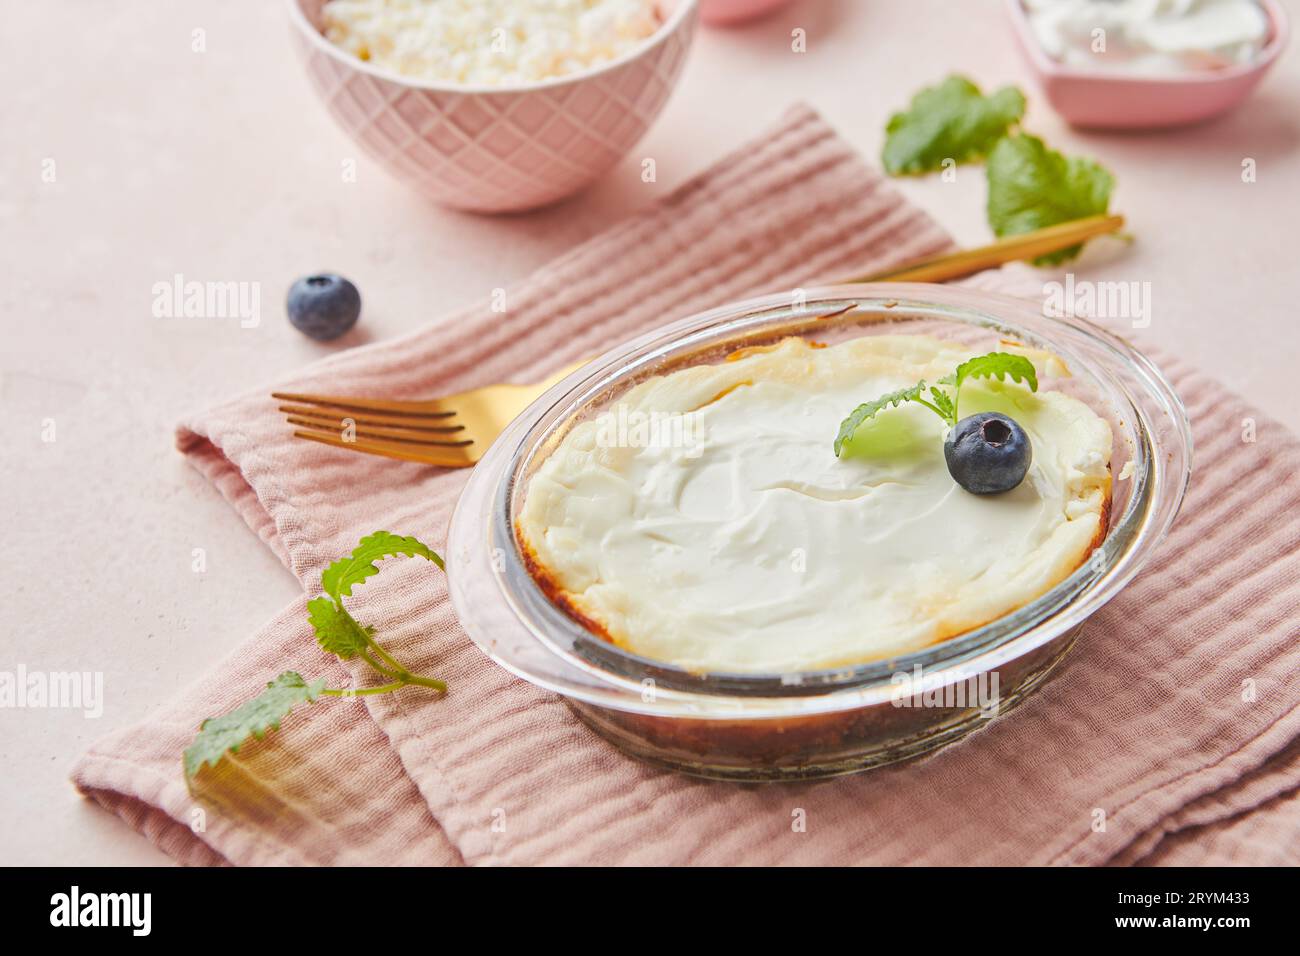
[73,105,1300,866]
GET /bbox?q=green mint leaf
[883,76,1026,175]
[986,133,1114,265]
[184,672,326,779]
[833,352,1041,461]
[835,383,929,457]
[929,385,956,425]
[320,531,444,602]
[954,352,1039,393]
[307,595,372,660]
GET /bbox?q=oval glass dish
[447,284,1192,780]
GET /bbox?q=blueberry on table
[286,273,361,341]
[944,412,1032,494]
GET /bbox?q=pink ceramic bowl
[1006,0,1289,128]
[287,0,698,213]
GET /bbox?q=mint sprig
[952,351,1038,397]
[183,673,326,780]
[306,595,372,660]
[321,531,443,601]
[184,531,446,780]
[834,384,927,456]
[834,351,1038,456]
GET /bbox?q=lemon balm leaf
[952,352,1038,422]
[183,532,449,780]
[835,383,934,456]
[307,595,372,660]
[954,352,1039,393]
[184,672,326,779]
[883,76,1026,175]
[320,530,444,601]
[986,133,1114,265]
[835,352,1041,457]
[929,385,956,425]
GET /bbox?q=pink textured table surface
[2,1,1298,865]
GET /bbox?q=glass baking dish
[447,284,1192,780]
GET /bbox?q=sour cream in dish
[1023,0,1271,74]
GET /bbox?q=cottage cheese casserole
[518,334,1113,676]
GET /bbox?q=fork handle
[835,214,1126,284]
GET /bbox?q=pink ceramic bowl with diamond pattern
[288,0,698,213]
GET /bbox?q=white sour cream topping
[1023,0,1270,73]
[519,336,1112,675]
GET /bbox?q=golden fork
[273,359,589,468]
[836,213,1125,283]
[274,214,1124,467]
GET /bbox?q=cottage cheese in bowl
[322,0,664,86]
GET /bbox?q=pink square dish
[1005,0,1290,128]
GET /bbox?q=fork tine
[271,391,457,418]
[279,405,464,432]
[273,357,595,468]
[291,429,477,467]
[284,416,471,446]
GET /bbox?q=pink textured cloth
[72,105,1300,866]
